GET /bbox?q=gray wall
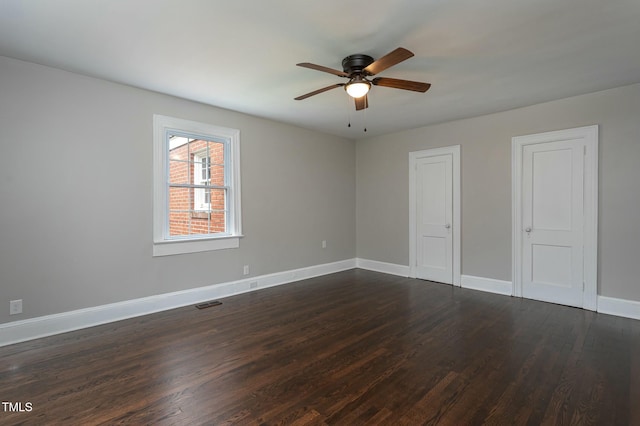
[0,56,356,324]
[356,83,640,302]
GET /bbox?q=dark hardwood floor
[1,269,639,425]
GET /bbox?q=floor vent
[195,300,222,310]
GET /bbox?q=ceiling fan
[294,47,431,110]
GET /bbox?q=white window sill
[153,235,242,257]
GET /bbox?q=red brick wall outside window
[168,138,226,236]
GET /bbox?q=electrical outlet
[322,240,327,249]
[10,299,22,315]
[250,281,258,289]
[243,265,249,275]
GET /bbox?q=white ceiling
[1,0,639,139]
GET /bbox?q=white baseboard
[459,276,640,321]
[0,259,356,347]
[597,296,640,321]
[4,261,637,347]
[356,258,410,277]
[461,275,513,296]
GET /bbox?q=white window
[153,115,242,256]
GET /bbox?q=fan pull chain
[347,94,352,127]
[363,98,367,132]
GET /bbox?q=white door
[513,125,598,310]
[415,154,453,284]
[522,140,584,307]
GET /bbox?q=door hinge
[584,145,587,156]
[583,281,585,291]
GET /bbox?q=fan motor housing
[342,54,374,75]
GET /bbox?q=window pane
[168,159,190,184]
[210,141,225,166]
[187,139,209,159]
[210,188,226,213]
[168,210,191,237]
[209,164,225,186]
[168,186,191,236]
[209,210,226,233]
[194,187,209,211]
[168,186,190,210]
[168,136,190,161]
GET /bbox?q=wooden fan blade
[372,77,431,92]
[354,94,369,111]
[363,47,414,76]
[296,62,349,77]
[294,84,344,100]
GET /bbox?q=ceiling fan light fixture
[295,48,430,110]
[345,76,371,98]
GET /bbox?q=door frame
[512,125,598,310]
[409,145,461,285]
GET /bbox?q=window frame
[153,114,242,256]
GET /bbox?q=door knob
[445,223,451,229]
[525,227,532,233]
